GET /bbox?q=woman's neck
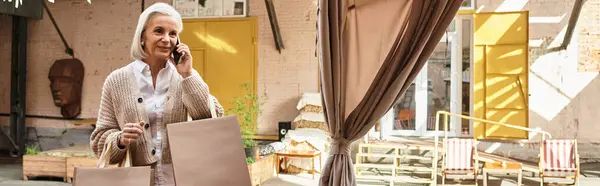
[144,56,167,77]
[143,56,167,88]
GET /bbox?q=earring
[141,41,145,46]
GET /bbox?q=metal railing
[432,110,552,185]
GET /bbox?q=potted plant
[228,83,266,163]
[242,129,258,161]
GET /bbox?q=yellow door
[473,11,529,140]
[181,18,258,114]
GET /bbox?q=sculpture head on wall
[48,59,84,119]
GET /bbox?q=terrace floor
[2,162,600,186]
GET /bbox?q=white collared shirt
[130,60,175,116]
[128,60,176,186]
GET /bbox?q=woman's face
[142,14,179,61]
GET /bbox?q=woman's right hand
[119,122,145,147]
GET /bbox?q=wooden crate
[66,157,99,183]
[22,155,67,181]
[22,145,96,182]
[247,154,275,186]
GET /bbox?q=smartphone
[173,38,183,65]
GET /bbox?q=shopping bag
[72,141,152,186]
[167,98,252,186]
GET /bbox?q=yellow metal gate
[473,11,529,140]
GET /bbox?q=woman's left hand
[174,42,193,78]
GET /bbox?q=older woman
[90,3,223,186]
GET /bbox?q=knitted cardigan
[90,65,224,166]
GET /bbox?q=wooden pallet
[355,141,438,186]
[22,154,67,181]
[22,145,96,182]
[248,154,276,186]
[24,145,277,185]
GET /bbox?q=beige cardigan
[90,65,224,166]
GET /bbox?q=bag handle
[208,95,217,119]
[95,96,217,168]
[97,141,133,168]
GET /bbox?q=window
[173,0,248,18]
[382,15,474,137]
[460,0,476,10]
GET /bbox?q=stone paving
[1,163,599,186]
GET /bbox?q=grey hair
[131,2,183,60]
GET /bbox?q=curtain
[317,0,464,185]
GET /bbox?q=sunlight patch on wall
[495,0,528,12]
[529,30,598,121]
[484,142,502,153]
[529,14,566,24]
[194,32,238,54]
[529,39,544,47]
[496,48,524,60]
[476,5,485,13]
[529,55,573,121]
[527,127,544,140]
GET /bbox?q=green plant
[246,157,255,164]
[227,83,266,148]
[25,144,39,155]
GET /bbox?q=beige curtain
[317,0,464,185]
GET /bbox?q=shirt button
[144,123,150,129]
[138,97,143,103]
[151,149,156,155]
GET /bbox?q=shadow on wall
[469,0,600,161]
[528,24,599,141]
[529,75,600,141]
[479,44,600,162]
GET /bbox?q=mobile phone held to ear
[173,38,183,65]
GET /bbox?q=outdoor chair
[442,138,479,186]
[539,139,580,186]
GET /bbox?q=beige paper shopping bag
[72,142,152,186]
[167,99,252,186]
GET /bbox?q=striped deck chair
[539,139,580,186]
[442,138,479,186]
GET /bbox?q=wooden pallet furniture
[354,141,438,186]
[276,150,322,179]
[22,145,97,182]
[483,161,522,186]
[24,145,277,185]
[248,154,276,186]
[22,154,67,181]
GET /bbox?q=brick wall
[0,0,142,129]
[248,0,319,135]
[578,0,600,71]
[0,0,150,150]
[0,0,318,150]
